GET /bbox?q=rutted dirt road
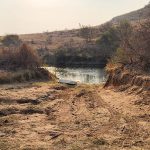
[0,83,149,150]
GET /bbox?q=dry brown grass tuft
[0,68,56,84]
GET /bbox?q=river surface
[46,67,106,84]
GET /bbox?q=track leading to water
[0,83,149,150]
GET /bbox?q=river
[46,67,106,84]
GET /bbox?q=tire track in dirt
[95,87,150,148]
[0,84,149,149]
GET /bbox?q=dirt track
[0,83,149,150]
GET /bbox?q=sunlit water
[45,67,106,84]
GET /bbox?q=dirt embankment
[104,66,150,95]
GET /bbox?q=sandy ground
[0,82,149,150]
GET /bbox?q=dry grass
[105,62,122,72]
[0,68,56,84]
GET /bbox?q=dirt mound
[105,66,150,94]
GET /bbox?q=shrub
[108,19,150,72]
[18,44,41,69]
[0,68,56,84]
[111,48,129,64]
[96,25,120,56]
[1,35,21,46]
[0,43,41,70]
[120,19,150,70]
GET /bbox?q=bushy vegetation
[94,15,149,74]
[0,35,55,83]
[18,44,41,69]
[0,43,41,70]
[96,24,120,56]
[43,18,150,70]
[108,19,150,72]
[44,44,107,68]
[0,68,56,84]
[41,17,150,71]
[79,24,94,43]
[1,35,21,46]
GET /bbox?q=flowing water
[46,67,106,84]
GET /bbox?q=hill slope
[111,3,150,24]
[20,2,150,49]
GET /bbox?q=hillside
[20,3,150,44]
[111,3,150,24]
[19,28,105,67]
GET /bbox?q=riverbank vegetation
[107,19,150,72]
[0,37,56,84]
[42,19,150,70]
[42,23,120,67]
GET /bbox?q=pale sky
[0,0,149,35]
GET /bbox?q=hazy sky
[0,0,149,35]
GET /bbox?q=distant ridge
[111,3,150,24]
